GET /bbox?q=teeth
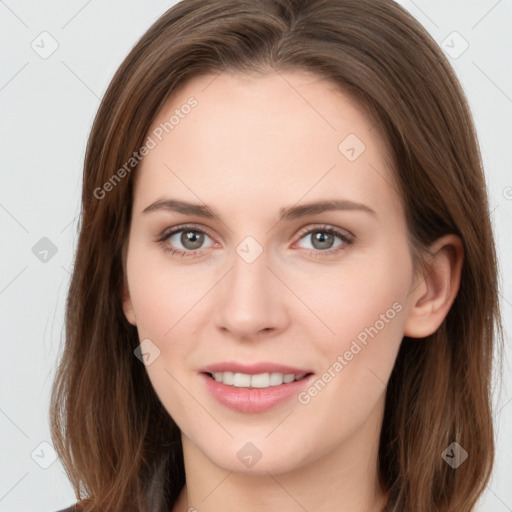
[233,373,251,387]
[211,371,307,388]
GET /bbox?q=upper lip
[199,362,313,375]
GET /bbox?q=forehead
[133,70,400,220]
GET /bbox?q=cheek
[143,359,205,437]
[126,246,209,397]
[304,246,410,344]
[126,245,206,338]
[301,242,411,400]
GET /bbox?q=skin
[121,70,463,512]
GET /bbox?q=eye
[294,225,353,256]
[157,224,354,258]
[157,225,216,257]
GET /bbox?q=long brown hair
[49,1,503,511]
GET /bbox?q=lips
[199,361,315,413]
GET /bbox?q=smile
[200,370,314,413]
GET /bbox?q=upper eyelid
[296,223,353,239]
[163,223,215,240]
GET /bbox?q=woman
[50,0,502,511]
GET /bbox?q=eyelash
[156,223,354,259]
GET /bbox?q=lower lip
[200,373,314,413]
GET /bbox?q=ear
[122,277,137,326]
[121,239,137,326]
[403,234,463,338]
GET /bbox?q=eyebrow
[142,198,377,220]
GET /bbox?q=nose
[214,245,289,341]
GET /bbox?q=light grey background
[1,1,510,511]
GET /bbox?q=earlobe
[403,234,463,338]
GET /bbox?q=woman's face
[122,70,419,475]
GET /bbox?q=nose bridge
[215,237,286,337]
[233,238,268,290]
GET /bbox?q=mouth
[199,364,315,413]
[203,371,313,389]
